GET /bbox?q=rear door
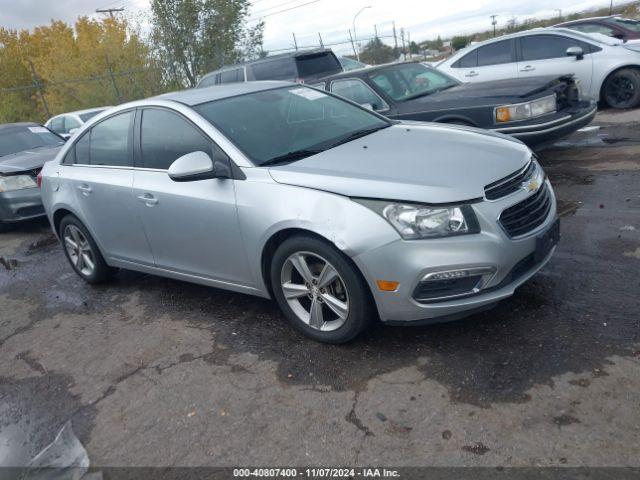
[295,51,343,82]
[69,110,153,265]
[449,39,518,83]
[517,34,594,95]
[132,107,252,285]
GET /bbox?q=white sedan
[437,28,640,109]
[45,107,113,139]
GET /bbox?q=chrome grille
[485,161,535,200]
[499,183,552,238]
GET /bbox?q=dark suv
[197,49,343,88]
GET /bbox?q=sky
[0,0,622,56]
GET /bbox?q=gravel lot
[0,110,639,469]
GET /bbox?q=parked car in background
[316,62,596,146]
[197,49,343,87]
[45,107,113,139]
[41,82,559,343]
[438,28,640,109]
[0,123,64,231]
[555,16,640,42]
[339,56,368,71]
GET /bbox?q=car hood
[410,75,569,109]
[268,124,531,204]
[0,146,61,174]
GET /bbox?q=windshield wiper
[324,124,390,150]
[260,149,322,167]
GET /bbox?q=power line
[96,7,125,18]
[250,0,311,17]
[247,0,321,22]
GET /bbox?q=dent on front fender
[234,173,399,288]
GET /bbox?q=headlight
[495,95,556,123]
[0,175,37,192]
[353,199,480,239]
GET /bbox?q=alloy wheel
[63,225,95,277]
[606,75,636,107]
[280,251,349,331]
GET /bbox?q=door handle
[77,184,92,195]
[137,194,159,206]
[520,65,535,72]
[465,71,479,77]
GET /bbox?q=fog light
[414,266,497,303]
[376,280,399,292]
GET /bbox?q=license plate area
[535,218,560,262]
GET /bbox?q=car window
[520,35,585,61]
[65,116,81,132]
[612,18,640,32]
[88,111,133,167]
[368,63,459,102]
[62,145,76,165]
[198,74,218,88]
[220,69,241,84]
[193,86,389,166]
[476,40,513,66]
[570,23,617,36]
[295,52,342,78]
[0,125,63,157]
[78,110,105,122]
[330,79,388,111]
[50,117,65,134]
[140,109,212,170]
[74,132,90,164]
[251,58,297,80]
[453,50,477,68]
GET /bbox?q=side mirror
[566,46,584,61]
[68,128,78,136]
[168,151,230,182]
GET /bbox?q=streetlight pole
[555,9,562,20]
[352,6,371,62]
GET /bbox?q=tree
[451,35,471,51]
[409,41,419,55]
[359,37,396,65]
[150,0,264,87]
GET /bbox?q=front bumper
[0,187,45,224]
[352,180,558,324]
[492,100,597,146]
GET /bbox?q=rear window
[251,58,297,80]
[612,18,640,32]
[295,52,342,78]
[79,110,105,122]
[453,50,477,68]
[198,74,219,88]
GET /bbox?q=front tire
[270,234,374,343]
[59,215,115,284]
[602,69,640,109]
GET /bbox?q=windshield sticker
[290,88,327,100]
[28,126,49,134]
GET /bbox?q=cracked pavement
[0,110,639,467]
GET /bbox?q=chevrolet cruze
[40,82,559,343]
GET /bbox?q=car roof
[556,16,615,26]
[0,122,40,130]
[154,81,293,106]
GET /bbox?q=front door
[132,107,252,286]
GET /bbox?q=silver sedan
[40,82,559,343]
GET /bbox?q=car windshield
[612,18,640,32]
[0,125,64,157]
[193,86,390,166]
[369,63,459,102]
[79,110,106,122]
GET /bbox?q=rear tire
[59,215,116,284]
[602,68,640,109]
[270,234,374,343]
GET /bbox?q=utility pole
[28,60,50,118]
[374,24,378,38]
[609,0,614,15]
[105,55,123,104]
[490,14,498,37]
[292,32,298,50]
[95,7,124,18]
[407,30,411,57]
[555,9,562,19]
[318,32,324,48]
[392,21,398,51]
[400,28,406,60]
[348,29,358,58]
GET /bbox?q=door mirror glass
[168,151,215,182]
[566,46,584,60]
